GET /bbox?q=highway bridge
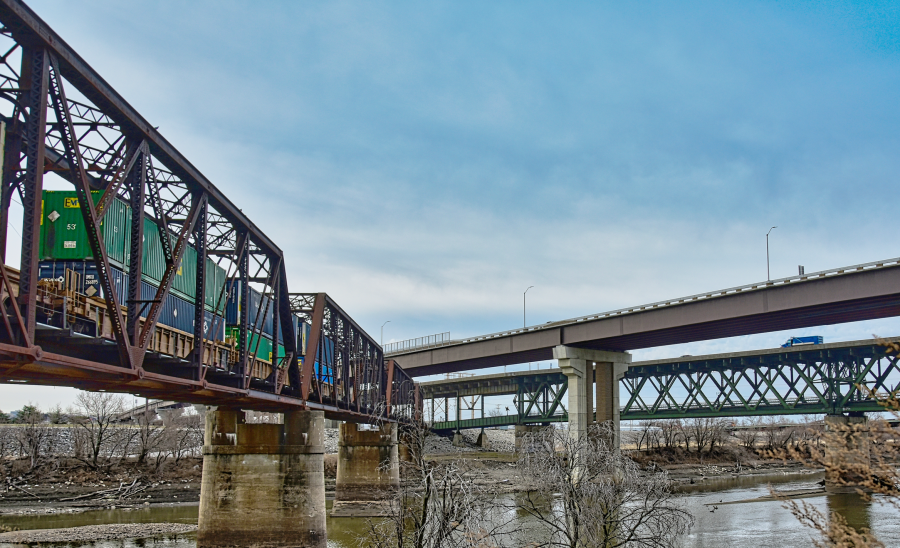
[388,257,900,376]
[421,337,900,431]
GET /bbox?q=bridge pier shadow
[197,408,327,548]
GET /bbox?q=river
[1,472,898,547]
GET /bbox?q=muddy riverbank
[0,445,815,518]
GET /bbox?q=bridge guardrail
[387,256,900,355]
[384,332,450,354]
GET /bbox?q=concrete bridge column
[553,346,631,443]
[198,407,326,548]
[332,422,400,517]
[824,413,870,493]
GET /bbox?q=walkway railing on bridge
[384,332,451,355]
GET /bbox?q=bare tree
[164,409,205,464]
[516,423,693,548]
[133,407,166,468]
[684,418,727,454]
[734,417,760,450]
[0,426,13,463]
[14,404,53,470]
[707,418,729,453]
[357,417,509,548]
[762,416,795,452]
[47,404,67,424]
[69,391,127,469]
[658,419,683,450]
[633,421,656,452]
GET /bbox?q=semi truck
[781,336,824,347]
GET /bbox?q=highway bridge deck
[391,257,900,375]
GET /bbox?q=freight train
[35,190,334,384]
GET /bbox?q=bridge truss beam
[423,340,900,430]
[0,0,415,423]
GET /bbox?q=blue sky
[4,0,900,409]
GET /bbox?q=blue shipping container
[37,260,224,342]
[225,280,275,337]
[39,260,127,307]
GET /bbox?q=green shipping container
[140,216,226,311]
[226,327,284,363]
[40,190,227,313]
[39,190,130,267]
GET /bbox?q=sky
[3,0,900,410]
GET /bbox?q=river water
[1,472,898,547]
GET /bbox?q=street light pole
[524,286,534,328]
[766,226,777,281]
[381,320,390,347]
[524,286,534,370]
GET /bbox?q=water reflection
[2,474,898,548]
[828,492,873,534]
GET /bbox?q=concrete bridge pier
[553,346,631,445]
[197,407,327,548]
[824,413,870,493]
[332,422,400,517]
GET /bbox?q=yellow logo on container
[64,197,79,208]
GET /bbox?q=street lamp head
[525,285,534,294]
[767,226,777,236]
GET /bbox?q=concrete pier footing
[824,413,870,493]
[476,429,491,449]
[452,431,466,447]
[554,346,631,445]
[197,408,327,548]
[332,422,400,517]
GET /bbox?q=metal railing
[391,256,900,353]
[384,331,451,354]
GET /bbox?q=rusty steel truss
[0,0,417,423]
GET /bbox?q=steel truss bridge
[0,0,417,422]
[422,338,900,431]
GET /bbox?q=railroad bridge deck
[423,337,900,430]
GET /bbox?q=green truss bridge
[421,338,900,431]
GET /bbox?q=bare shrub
[517,423,693,548]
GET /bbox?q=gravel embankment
[425,428,517,454]
[0,522,196,543]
